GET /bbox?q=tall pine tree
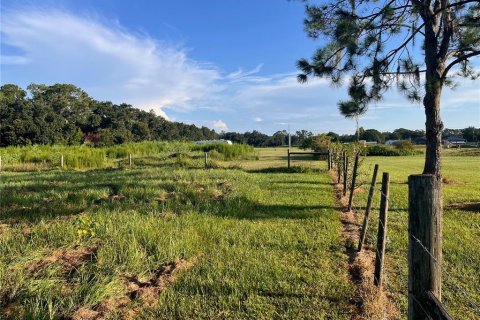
[297,0,479,177]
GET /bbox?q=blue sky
[1,0,479,134]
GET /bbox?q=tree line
[0,83,217,147]
[1,83,478,148]
[220,127,479,148]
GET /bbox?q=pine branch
[442,50,480,78]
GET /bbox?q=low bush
[367,144,419,156]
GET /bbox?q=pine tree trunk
[423,83,443,178]
[355,115,359,142]
[422,15,444,179]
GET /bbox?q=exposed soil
[69,258,195,320]
[442,176,464,185]
[155,192,171,203]
[1,243,100,318]
[27,243,99,275]
[330,169,399,320]
[218,180,234,192]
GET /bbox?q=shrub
[311,134,332,153]
[395,140,415,152]
[367,144,419,156]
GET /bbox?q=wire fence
[334,152,480,319]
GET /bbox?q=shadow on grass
[246,167,325,174]
[212,196,340,220]
[0,206,86,223]
[1,163,340,223]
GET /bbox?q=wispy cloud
[1,7,478,134]
[1,7,221,116]
[1,55,31,65]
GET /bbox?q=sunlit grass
[356,154,480,319]
[0,147,352,319]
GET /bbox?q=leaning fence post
[61,155,64,168]
[343,154,348,196]
[128,154,132,166]
[408,175,442,320]
[358,164,379,252]
[374,172,389,287]
[347,153,360,211]
[287,149,291,169]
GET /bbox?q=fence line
[342,159,480,319]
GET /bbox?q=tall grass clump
[0,141,257,171]
[0,145,108,169]
[105,141,173,158]
[63,148,106,169]
[193,143,257,160]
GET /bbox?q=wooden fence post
[337,152,342,184]
[287,150,291,169]
[61,155,64,168]
[408,175,442,320]
[343,154,348,196]
[204,152,208,168]
[347,153,360,211]
[358,164,379,252]
[129,154,132,166]
[327,150,331,170]
[331,151,335,170]
[374,172,389,287]
[0,156,2,171]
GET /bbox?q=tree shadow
[212,195,340,220]
[1,162,341,224]
[246,167,324,174]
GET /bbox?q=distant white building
[385,139,402,146]
[359,140,378,146]
[194,139,233,145]
[443,136,466,147]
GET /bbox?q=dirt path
[330,170,399,320]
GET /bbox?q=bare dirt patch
[69,258,195,320]
[441,176,464,185]
[27,243,99,275]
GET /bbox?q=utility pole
[288,125,291,150]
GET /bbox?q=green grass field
[0,145,478,319]
[0,147,352,319]
[356,154,480,319]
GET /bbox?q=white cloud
[226,64,263,81]
[212,120,228,132]
[0,8,222,118]
[1,55,31,65]
[1,7,478,134]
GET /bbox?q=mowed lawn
[0,148,353,319]
[357,153,480,319]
